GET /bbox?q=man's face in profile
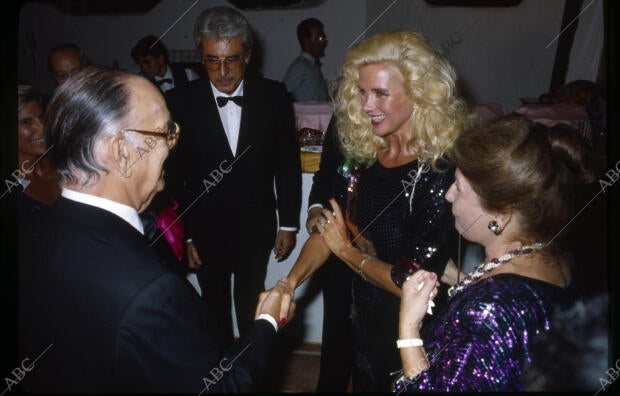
[50,48,84,86]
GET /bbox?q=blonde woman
[263,30,474,391]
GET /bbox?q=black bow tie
[314,59,322,66]
[155,78,173,86]
[216,96,244,107]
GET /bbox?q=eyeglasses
[202,55,244,71]
[123,121,180,149]
[315,35,327,43]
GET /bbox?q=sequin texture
[395,273,572,392]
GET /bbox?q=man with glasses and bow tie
[165,6,301,347]
[131,35,199,93]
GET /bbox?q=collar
[61,188,144,235]
[301,51,319,64]
[154,65,173,81]
[210,80,244,100]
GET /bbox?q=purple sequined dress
[351,159,456,391]
[395,273,571,392]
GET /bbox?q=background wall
[19,0,603,111]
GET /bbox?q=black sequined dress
[350,158,455,391]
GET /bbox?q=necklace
[448,242,547,297]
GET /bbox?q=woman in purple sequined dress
[388,115,601,391]
[264,31,473,391]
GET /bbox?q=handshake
[255,277,296,328]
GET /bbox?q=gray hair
[193,6,253,53]
[44,66,138,187]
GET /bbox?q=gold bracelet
[359,255,373,281]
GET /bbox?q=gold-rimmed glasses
[123,121,180,149]
[202,55,244,71]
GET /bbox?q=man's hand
[255,277,296,328]
[186,241,202,269]
[306,206,323,234]
[274,230,296,261]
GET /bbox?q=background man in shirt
[282,18,329,102]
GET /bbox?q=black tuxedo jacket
[19,197,276,393]
[165,77,302,241]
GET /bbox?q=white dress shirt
[154,65,200,93]
[210,81,243,156]
[61,188,144,234]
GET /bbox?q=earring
[488,220,502,235]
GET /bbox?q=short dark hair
[47,43,85,71]
[18,85,42,112]
[131,35,169,64]
[297,18,323,47]
[45,66,138,187]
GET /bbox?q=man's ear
[243,49,252,65]
[110,134,132,178]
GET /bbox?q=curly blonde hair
[335,30,475,167]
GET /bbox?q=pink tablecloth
[513,103,592,141]
[293,101,334,132]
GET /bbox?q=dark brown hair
[453,113,601,243]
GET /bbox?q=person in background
[19,66,295,393]
[282,18,329,102]
[48,43,86,86]
[166,6,302,348]
[17,85,60,217]
[394,114,601,391]
[263,30,472,391]
[523,293,609,391]
[131,35,199,93]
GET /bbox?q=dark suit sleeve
[272,82,302,229]
[115,273,276,393]
[308,118,344,209]
[163,89,194,238]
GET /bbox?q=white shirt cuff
[308,203,323,212]
[256,314,278,332]
[279,226,297,232]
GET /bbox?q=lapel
[199,80,235,159]
[236,78,253,158]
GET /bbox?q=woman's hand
[315,198,351,256]
[399,270,439,337]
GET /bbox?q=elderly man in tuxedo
[19,66,295,393]
[165,6,302,346]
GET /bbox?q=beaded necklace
[448,242,547,297]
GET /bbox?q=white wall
[365,0,566,111]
